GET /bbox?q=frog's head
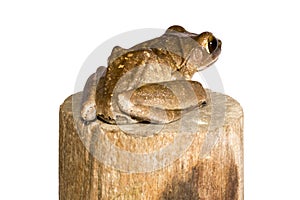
[194,31,222,70]
[166,26,222,72]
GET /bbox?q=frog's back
[96,48,179,123]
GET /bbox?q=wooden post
[59,90,243,200]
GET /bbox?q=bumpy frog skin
[80,25,221,124]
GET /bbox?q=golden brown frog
[81,25,221,124]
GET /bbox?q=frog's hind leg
[118,103,183,124]
[117,80,207,124]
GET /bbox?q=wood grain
[59,90,243,200]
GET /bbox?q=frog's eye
[196,32,220,54]
[208,35,218,54]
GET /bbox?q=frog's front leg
[117,80,207,124]
[80,66,106,121]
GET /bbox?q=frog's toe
[81,102,96,121]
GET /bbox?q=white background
[1,0,299,199]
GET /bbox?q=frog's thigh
[117,80,207,123]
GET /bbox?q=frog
[80,25,221,124]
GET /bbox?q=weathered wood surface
[59,90,243,200]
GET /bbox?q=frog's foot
[80,66,106,121]
[117,80,207,124]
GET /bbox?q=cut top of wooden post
[59,90,243,200]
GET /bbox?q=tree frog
[81,25,221,124]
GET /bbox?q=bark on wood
[59,90,243,200]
